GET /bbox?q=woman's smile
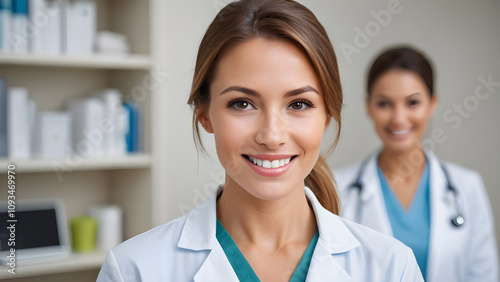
[243,154,297,177]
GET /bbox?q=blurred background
[0,0,498,281]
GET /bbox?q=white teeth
[393,129,410,135]
[247,156,293,168]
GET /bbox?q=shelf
[0,53,152,70]
[0,251,107,279]
[0,153,152,173]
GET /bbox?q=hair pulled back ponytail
[305,156,340,214]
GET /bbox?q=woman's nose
[390,104,407,125]
[255,112,288,150]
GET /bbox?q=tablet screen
[0,209,60,251]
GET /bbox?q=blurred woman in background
[334,46,498,282]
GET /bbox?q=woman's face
[367,69,437,153]
[198,38,330,201]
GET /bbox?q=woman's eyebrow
[219,85,319,96]
[406,92,422,98]
[220,86,259,96]
[285,86,319,97]
[374,92,421,100]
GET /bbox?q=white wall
[155,0,500,253]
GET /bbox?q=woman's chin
[382,139,420,155]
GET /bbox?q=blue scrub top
[377,161,431,279]
[216,218,319,281]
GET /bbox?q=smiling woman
[96,1,424,281]
[334,46,499,282]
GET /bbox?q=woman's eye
[288,100,312,111]
[408,100,420,107]
[230,100,255,110]
[377,101,389,108]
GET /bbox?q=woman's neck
[378,146,426,184]
[216,177,317,249]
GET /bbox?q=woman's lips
[243,154,296,177]
[386,128,411,141]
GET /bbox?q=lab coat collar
[177,188,219,251]
[426,150,452,282]
[356,150,394,235]
[305,188,358,281]
[359,151,381,202]
[304,187,360,254]
[178,187,239,281]
[178,186,359,281]
[360,149,444,202]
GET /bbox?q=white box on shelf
[29,0,63,55]
[32,111,71,159]
[64,0,96,56]
[68,98,105,158]
[94,89,127,156]
[7,87,30,159]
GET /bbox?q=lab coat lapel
[426,152,453,282]
[305,242,351,281]
[193,243,239,282]
[177,187,240,282]
[305,188,359,281]
[359,152,394,236]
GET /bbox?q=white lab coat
[334,150,499,282]
[97,186,424,281]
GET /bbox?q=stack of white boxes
[0,0,96,55]
[1,85,130,160]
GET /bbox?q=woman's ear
[197,107,214,133]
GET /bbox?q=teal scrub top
[377,161,431,279]
[216,219,319,282]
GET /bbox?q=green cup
[71,216,97,253]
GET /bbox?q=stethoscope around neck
[349,157,465,228]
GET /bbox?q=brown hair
[367,46,434,97]
[187,0,342,214]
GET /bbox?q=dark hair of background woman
[367,46,434,97]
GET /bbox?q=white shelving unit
[0,251,107,279]
[0,0,162,280]
[0,154,152,173]
[0,53,151,70]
